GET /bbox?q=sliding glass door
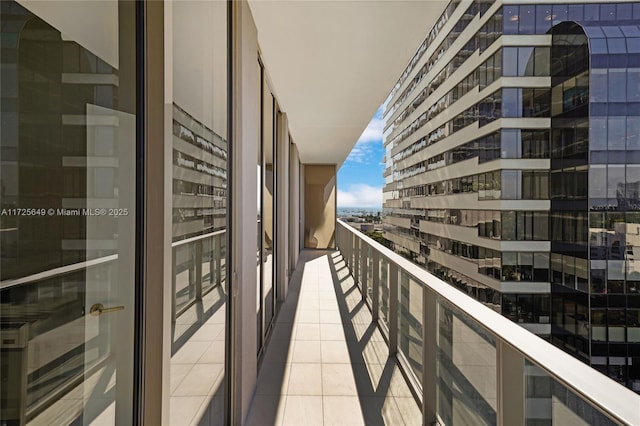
[0,1,137,424]
[257,60,276,354]
[166,1,229,424]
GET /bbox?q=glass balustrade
[336,219,640,426]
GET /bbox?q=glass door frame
[257,56,278,356]
[135,1,232,424]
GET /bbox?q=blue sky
[337,106,385,208]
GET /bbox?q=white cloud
[343,114,384,164]
[356,116,384,144]
[343,141,374,164]
[337,184,382,208]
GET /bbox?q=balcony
[246,220,640,425]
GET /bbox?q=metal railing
[1,230,227,322]
[336,219,640,426]
[0,229,226,422]
[172,229,226,319]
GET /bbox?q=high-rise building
[382,0,640,392]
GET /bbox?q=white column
[299,164,305,251]
[289,143,301,270]
[140,1,170,424]
[276,112,290,300]
[231,1,260,423]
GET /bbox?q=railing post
[354,237,360,285]
[195,239,203,300]
[342,229,348,267]
[360,241,367,300]
[388,261,399,356]
[350,233,356,272]
[372,249,379,322]
[423,287,438,425]
[215,233,222,286]
[497,340,525,426]
[345,232,350,268]
[345,231,350,268]
[171,248,177,322]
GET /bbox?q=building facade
[382,0,640,391]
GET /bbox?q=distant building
[382,0,640,391]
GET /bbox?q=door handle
[89,303,125,316]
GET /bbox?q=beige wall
[304,165,336,249]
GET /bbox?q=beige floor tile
[169,396,205,426]
[276,307,297,323]
[355,339,388,365]
[348,362,391,397]
[296,309,320,324]
[287,363,323,395]
[256,363,290,395]
[319,310,343,324]
[321,364,358,396]
[354,362,392,397]
[321,340,352,364]
[320,323,347,341]
[298,300,320,310]
[198,341,225,363]
[394,397,422,425]
[270,322,296,341]
[170,363,194,394]
[291,340,322,363]
[172,363,223,397]
[319,298,340,311]
[204,396,226,426]
[245,395,285,426]
[322,396,365,426]
[88,401,115,425]
[388,368,416,398]
[172,341,212,364]
[282,395,323,426]
[189,323,224,342]
[295,323,321,341]
[318,291,337,301]
[361,397,405,426]
[262,342,293,364]
[352,310,373,324]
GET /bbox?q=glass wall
[0,1,137,423]
[167,1,228,424]
[437,299,497,426]
[399,273,423,379]
[258,62,276,353]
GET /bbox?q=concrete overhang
[248,0,448,166]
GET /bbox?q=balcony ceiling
[248,0,448,166]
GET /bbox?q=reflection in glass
[168,1,228,424]
[260,71,276,347]
[437,300,496,426]
[0,1,136,423]
[399,273,423,379]
[257,59,263,348]
[525,361,616,425]
[379,258,389,330]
